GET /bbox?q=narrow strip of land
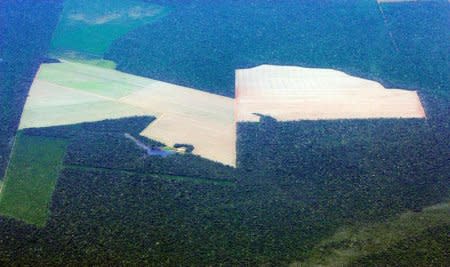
[0,134,68,227]
[64,164,235,186]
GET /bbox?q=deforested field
[20,61,236,166]
[236,65,426,122]
[0,0,449,266]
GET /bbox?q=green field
[0,134,68,227]
[37,61,151,99]
[293,201,450,266]
[50,0,169,56]
[60,57,117,70]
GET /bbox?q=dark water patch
[124,133,175,158]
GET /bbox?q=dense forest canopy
[0,0,449,266]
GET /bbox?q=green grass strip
[0,133,68,227]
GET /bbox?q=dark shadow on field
[23,116,236,182]
[0,111,448,265]
[237,115,449,221]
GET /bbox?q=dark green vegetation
[0,0,449,266]
[108,0,449,99]
[381,1,450,99]
[295,202,450,266]
[0,115,448,266]
[110,0,390,96]
[238,117,449,216]
[0,134,68,227]
[50,0,169,57]
[351,224,450,266]
[23,117,236,183]
[0,0,62,183]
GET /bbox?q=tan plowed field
[19,61,236,166]
[236,65,425,122]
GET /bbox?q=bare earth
[236,65,425,122]
[20,62,425,167]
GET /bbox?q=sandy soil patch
[236,65,425,122]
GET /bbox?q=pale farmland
[20,61,236,166]
[236,65,426,122]
[20,62,426,167]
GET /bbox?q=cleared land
[20,62,426,167]
[0,134,68,227]
[236,65,425,122]
[20,61,236,166]
[122,83,235,166]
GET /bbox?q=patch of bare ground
[236,65,425,122]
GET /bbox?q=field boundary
[64,164,235,186]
